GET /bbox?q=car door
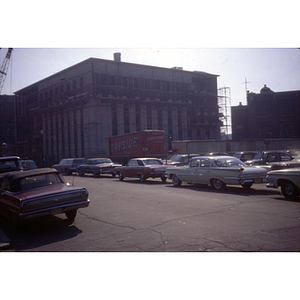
[196,159,211,184]
[183,159,200,182]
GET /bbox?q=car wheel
[281,182,300,199]
[111,172,116,178]
[172,175,182,187]
[212,178,226,190]
[161,175,167,183]
[93,171,100,178]
[118,172,124,181]
[65,209,77,221]
[242,182,253,189]
[79,170,84,177]
[139,174,146,183]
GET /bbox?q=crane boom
[0,48,13,94]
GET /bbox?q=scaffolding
[218,87,231,140]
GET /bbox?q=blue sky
[1,48,299,106]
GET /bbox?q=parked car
[0,156,22,174]
[21,159,37,170]
[0,168,90,226]
[78,158,122,177]
[266,168,300,199]
[244,151,293,166]
[167,154,200,166]
[115,157,169,182]
[233,151,258,162]
[268,153,300,170]
[165,155,267,190]
[52,158,85,175]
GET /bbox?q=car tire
[161,175,167,183]
[93,171,100,178]
[172,175,182,187]
[139,174,146,183]
[111,172,116,178]
[281,182,300,199]
[242,182,253,189]
[65,209,77,221]
[118,172,124,181]
[79,170,84,177]
[212,178,226,190]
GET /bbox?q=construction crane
[0,48,13,94]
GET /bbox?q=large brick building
[0,95,16,155]
[15,53,221,166]
[232,85,300,141]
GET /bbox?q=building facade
[232,85,300,140]
[0,95,16,155]
[15,53,221,166]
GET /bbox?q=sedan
[115,158,169,182]
[266,168,300,199]
[52,158,85,175]
[0,168,90,226]
[165,156,267,190]
[78,158,122,177]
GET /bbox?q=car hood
[15,184,87,201]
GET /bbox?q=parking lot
[1,174,299,252]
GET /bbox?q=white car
[165,156,267,190]
[266,168,300,199]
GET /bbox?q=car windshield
[170,156,184,162]
[143,159,163,165]
[214,157,245,167]
[252,153,263,159]
[93,159,112,164]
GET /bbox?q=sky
[1,48,299,106]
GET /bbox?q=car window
[200,159,211,167]
[215,158,245,167]
[128,160,138,166]
[267,154,279,162]
[137,160,144,166]
[280,154,292,161]
[190,159,200,168]
[143,159,163,165]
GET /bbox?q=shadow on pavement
[0,215,82,251]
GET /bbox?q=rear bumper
[18,199,90,220]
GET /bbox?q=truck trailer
[106,130,166,164]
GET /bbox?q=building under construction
[14,53,224,166]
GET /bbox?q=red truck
[106,130,166,164]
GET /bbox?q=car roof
[131,157,161,160]
[2,168,58,181]
[0,156,20,161]
[192,155,235,160]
